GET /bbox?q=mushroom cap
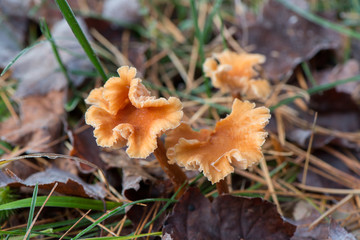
[166,99,270,183]
[85,66,183,158]
[203,50,271,100]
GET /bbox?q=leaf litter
[11,18,93,98]
[163,187,296,240]
[236,0,342,81]
[0,0,360,239]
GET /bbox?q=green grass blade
[25,183,38,240]
[218,11,228,49]
[54,0,107,82]
[275,0,360,40]
[39,18,73,89]
[1,40,47,76]
[86,232,162,240]
[0,196,121,211]
[301,61,316,86]
[190,0,211,97]
[190,0,204,61]
[203,0,223,43]
[72,198,177,240]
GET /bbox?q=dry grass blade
[296,184,360,194]
[23,183,58,240]
[323,146,360,176]
[259,158,283,215]
[77,209,117,237]
[0,91,19,122]
[284,142,360,188]
[309,194,354,230]
[115,215,127,236]
[59,209,91,240]
[91,29,131,66]
[302,112,318,185]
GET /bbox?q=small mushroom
[166,99,271,185]
[203,50,271,100]
[85,66,187,190]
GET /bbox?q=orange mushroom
[203,50,271,100]
[85,66,183,158]
[166,99,271,184]
[85,66,187,190]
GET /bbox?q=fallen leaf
[69,125,107,173]
[0,90,65,152]
[0,168,105,199]
[0,3,27,68]
[163,187,296,240]
[236,0,342,80]
[100,150,156,194]
[291,204,355,240]
[12,18,93,98]
[102,0,142,24]
[27,0,103,26]
[328,219,356,240]
[315,59,360,95]
[0,0,31,17]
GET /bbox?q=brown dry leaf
[100,150,156,195]
[0,168,105,199]
[28,0,140,27]
[12,18,93,98]
[69,126,107,173]
[28,0,103,26]
[163,187,296,240]
[314,59,360,98]
[0,5,27,68]
[292,205,355,240]
[102,0,142,24]
[0,0,31,17]
[0,90,65,152]
[236,0,342,80]
[328,220,356,240]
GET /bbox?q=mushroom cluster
[203,50,271,100]
[85,65,271,196]
[166,99,271,184]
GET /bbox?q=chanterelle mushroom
[166,99,271,184]
[85,66,183,158]
[203,50,271,100]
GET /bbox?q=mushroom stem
[231,92,242,100]
[216,179,229,195]
[154,137,188,193]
